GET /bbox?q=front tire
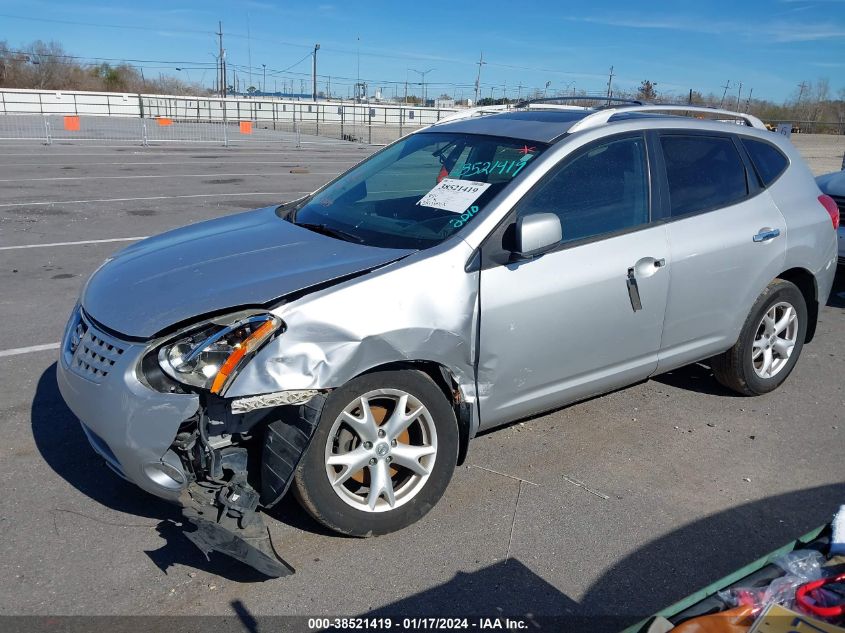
[293,370,458,537]
[712,279,807,395]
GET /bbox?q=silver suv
[57,101,840,576]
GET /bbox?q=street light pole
[410,68,435,106]
[312,44,320,101]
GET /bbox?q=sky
[1,0,844,103]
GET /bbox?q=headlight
[157,314,282,395]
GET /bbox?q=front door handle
[626,267,643,312]
[753,228,781,243]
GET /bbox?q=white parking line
[0,191,309,209]
[0,343,60,358]
[0,172,337,183]
[0,237,147,251]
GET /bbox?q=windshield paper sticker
[416,178,491,213]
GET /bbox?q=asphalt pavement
[0,132,843,630]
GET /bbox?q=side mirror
[514,213,562,259]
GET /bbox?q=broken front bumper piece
[181,483,294,578]
[177,396,325,577]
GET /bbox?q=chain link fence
[0,88,458,147]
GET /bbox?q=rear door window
[741,138,789,186]
[660,135,749,217]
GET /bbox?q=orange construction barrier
[63,116,80,131]
[157,117,173,126]
[239,121,253,135]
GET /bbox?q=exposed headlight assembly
[158,314,282,395]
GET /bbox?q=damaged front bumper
[57,308,319,577]
[57,310,199,500]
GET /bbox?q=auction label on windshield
[416,178,491,213]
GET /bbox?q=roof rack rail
[514,95,644,109]
[431,95,643,127]
[431,103,511,126]
[567,104,767,133]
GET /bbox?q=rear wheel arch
[776,268,818,343]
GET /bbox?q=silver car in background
[57,101,840,576]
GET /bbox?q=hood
[82,206,413,338]
[817,171,845,198]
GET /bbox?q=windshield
[287,132,547,249]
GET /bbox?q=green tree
[637,80,657,102]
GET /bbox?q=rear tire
[712,279,807,396]
[293,369,458,537]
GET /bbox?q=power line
[1,45,530,94]
[0,12,611,81]
[1,48,216,67]
[0,13,213,36]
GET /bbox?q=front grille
[69,313,126,383]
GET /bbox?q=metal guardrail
[0,89,459,146]
[0,113,434,147]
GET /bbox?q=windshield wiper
[295,222,365,244]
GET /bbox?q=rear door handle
[753,228,781,243]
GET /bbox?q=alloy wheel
[324,388,437,513]
[751,301,799,379]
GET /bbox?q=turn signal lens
[210,318,277,394]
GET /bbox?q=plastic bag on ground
[772,550,826,581]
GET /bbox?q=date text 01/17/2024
[306,616,529,629]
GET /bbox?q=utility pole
[247,13,253,93]
[312,43,320,101]
[217,21,226,97]
[606,66,614,104]
[735,82,743,110]
[262,63,266,94]
[517,83,523,101]
[795,81,808,119]
[744,87,753,113]
[474,52,485,105]
[719,79,731,108]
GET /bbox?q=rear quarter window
[741,138,789,186]
[660,135,749,217]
